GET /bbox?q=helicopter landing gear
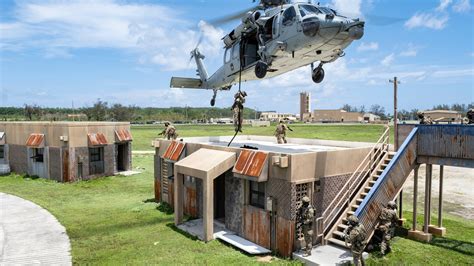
[312,64,325,84]
[255,61,268,79]
[210,89,217,106]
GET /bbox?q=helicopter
[170,0,365,106]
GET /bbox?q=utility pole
[390,76,403,219]
[389,77,400,151]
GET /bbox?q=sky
[0,0,473,114]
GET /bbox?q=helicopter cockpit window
[319,7,336,15]
[299,4,322,17]
[224,48,231,63]
[232,43,240,59]
[282,6,297,26]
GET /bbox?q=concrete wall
[225,173,244,235]
[8,145,28,173]
[49,147,63,182]
[0,144,9,165]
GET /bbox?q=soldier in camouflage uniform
[232,91,247,133]
[275,121,293,144]
[418,112,433,125]
[467,109,474,124]
[160,122,178,140]
[377,201,398,255]
[344,215,367,266]
[296,196,315,257]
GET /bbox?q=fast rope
[227,63,244,147]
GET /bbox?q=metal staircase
[327,151,395,246]
[323,126,419,248]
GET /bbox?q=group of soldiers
[296,198,398,265]
[418,109,474,125]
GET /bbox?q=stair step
[338,224,349,230]
[361,192,368,197]
[347,211,355,216]
[328,237,347,247]
[356,199,364,204]
[369,180,377,185]
[352,204,360,209]
[364,187,371,192]
[333,230,345,238]
[382,163,388,167]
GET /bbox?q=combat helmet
[387,201,397,209]
[302,196,311,204]
[347,215,359,225]
[164,121,170,126]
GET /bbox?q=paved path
[0,193,72,265]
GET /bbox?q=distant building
[313,109,363,123]
[300,92,311,121]
[422,110,462,124]
[0,122,133,182]
[363,113,381,123]
[260,112,298,122]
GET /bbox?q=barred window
[0,145,4,159]
[249,181,265,209]
[31,148,44,163]
[89,148,103,162]
[296,183,310,204]
[89,147,104,175]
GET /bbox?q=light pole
[254,106,258,120]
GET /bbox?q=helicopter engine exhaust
[223,11,262,48]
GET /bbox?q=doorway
[214,173,226,222]
[116,143,128,172]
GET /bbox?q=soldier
[231,91,247,133]
[296,196,315,257]
[344,215,367,266]
[274,120,293,144]
[467,109,474,124]
[159,122,178,140]
[377,201,398,255]
[418,112,433,125]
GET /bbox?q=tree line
[0,99,259,122]
[341,103,473,121]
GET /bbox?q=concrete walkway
[0,193,72,265]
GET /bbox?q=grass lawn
[131,124,392,151]
[1,155,472,265]
[0,155,294,265]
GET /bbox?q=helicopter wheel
[255,61,268,79]
[312,67,325,83]
[210,99,216,106]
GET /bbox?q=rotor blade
[364,14,406,26]
[206,6,258,26]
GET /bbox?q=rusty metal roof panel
[115,129,133,142]
[233,150,268,178]
[88,133,108,146]
[162,141,185,161]
[26,133,45,147]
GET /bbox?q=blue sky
[0,0,473,114]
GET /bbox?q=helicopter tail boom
[170,77,203,89]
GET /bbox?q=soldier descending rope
[231,91,247,133]
[376,201,398,255]
[296,196,315,257]
[344,215,367,266]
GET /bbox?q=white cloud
[405,13,449,30]
[0,0,223,71]
[399,44,420,57]
[453,0,472,12]
[381,53,395,66]
[437,0,453,11]
[357,42,379,52]
[330,0,363,17]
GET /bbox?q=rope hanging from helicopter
[227,39,246,147]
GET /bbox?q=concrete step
[364,187,371,192]
[347,211,355,216]
[351,204,360,210]
[361,192,368,197]
[356,199,364,204]
[333,230,345,239]
[369,180,376,185]
[328,237,348,247]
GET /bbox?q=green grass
[367,211,474,265]
[0,155,295,265]
[131,124,392,151]
[1,155,472,265]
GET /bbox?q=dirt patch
[403,165,474,220]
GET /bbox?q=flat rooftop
[182,135,374,154]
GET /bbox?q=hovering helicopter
[170,0,365,106]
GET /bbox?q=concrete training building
[0,122,132,182]
[153,135,373,257]
[259,112,298,122]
